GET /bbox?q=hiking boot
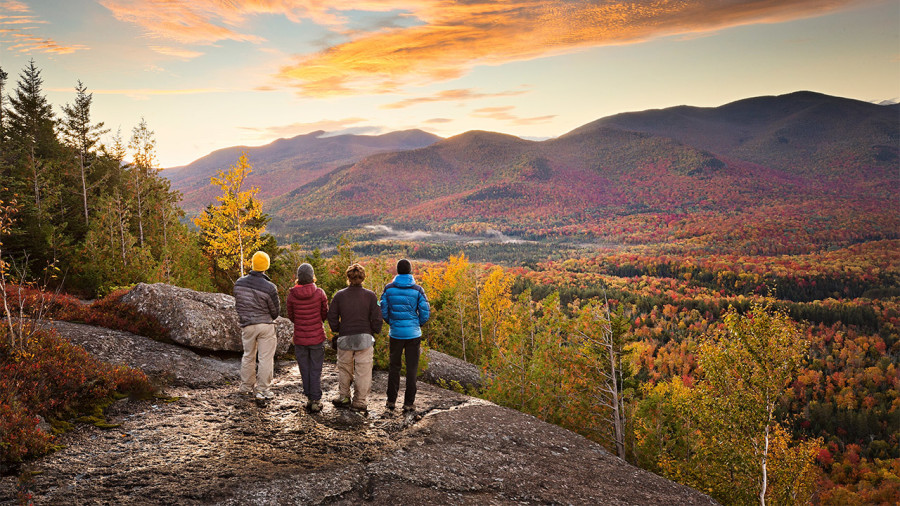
[385,400,396,411]
[309,400,323,413]
[402,403,415,413]
[350,404,368,415]
[332,396,351,408]
[258,390,275,400]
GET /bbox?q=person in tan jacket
[326,263,383,414]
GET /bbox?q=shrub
[0,325,153,467]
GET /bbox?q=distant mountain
[568,91,899,172]
[164,129,442,212]
[267,92,898,253]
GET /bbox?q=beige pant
[336,346,374,408]
[240,323,277,394]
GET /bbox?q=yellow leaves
[193,152,266,276]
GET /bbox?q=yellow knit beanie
[251,251,270,272]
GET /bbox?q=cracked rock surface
[0,322,718,505]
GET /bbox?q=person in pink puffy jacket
[285,263,328,413]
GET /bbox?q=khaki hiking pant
[337,346,374,408]
[240,323,277,395]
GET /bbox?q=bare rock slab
[120,282,294,354]
[421,349,482,390]
[42,320,237,388]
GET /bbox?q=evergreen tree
[6,60,58,217]
[60,80,108,228]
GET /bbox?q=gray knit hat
[297,263,315,284]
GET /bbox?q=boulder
[421,349,482,390]
[120,282,294,354]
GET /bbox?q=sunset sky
[1,0,898,168]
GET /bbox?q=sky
[1,0,898,168]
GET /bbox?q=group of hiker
[232,251,430,415]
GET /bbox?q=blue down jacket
[380,274,430,339]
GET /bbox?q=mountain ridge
[165,129,442,212]
[263,91,897,252]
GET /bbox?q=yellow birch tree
[194,152,266,280]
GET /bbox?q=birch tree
[194,152,267,281]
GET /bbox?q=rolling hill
[267,92,898,254]
[164,129,442,212]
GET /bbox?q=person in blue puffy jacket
[380,259,430,412]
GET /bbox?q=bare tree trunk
[458,295,466,362]
[79,151,89,227]
[475,281,484,355]
[237,215,244,277]
[115,190,127,266]
[30,145,41,215]
[161,205,170,282]
[760,405,772,506]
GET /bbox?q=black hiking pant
[387,337,420,406]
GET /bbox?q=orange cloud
[98,0,420,45]
[0,2,87,55]
[381,87,530,109]
[96,1,867,96]
[472,106,555,126]
[275,0,865,96]
[240,117,371,138]
[149,45,205,60]
[0,1,29,13]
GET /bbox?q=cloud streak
[381,87,530,109]
[0,2,87,55]
[49,87,228,100]
[472,106,556,126]
[240,117,371,139]
[276,0,866,95]
[96,0,869,96]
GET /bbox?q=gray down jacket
[233,270,280,327]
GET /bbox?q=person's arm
[268,285,280,320]
[380,287,390,324]
[370,293,384,335]
[285,291,295,322]
[327,293,340,334]
[319,289,328,322]
[417,287,430,325]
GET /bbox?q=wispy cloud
[0,1,29,13]
[149,45,205,60]
[472,106,555,126]
[0,2,87,54]
[96,1,867,96]
[275,0,864,96]
[381,87,529,109]
[424,118,453,124]
[49,87,227,100]
[240,117,371,139]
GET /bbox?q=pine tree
[6,60,58,217]
[60,80,108,228]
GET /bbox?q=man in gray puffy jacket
[234,251,280,400]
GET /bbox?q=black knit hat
[297,263,315,284]
[397,259,411,275]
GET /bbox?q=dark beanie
[397,259,411,275]
[297,263,315,284]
